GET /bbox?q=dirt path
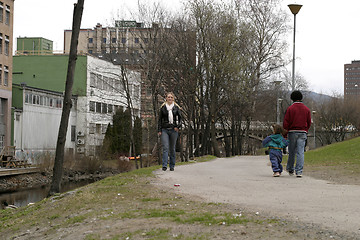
[155,156,360,236]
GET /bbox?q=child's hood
[270,134,285,144]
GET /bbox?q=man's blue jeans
[161,128,178,169]
[287,132,307,175]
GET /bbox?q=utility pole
[49,0,84,195]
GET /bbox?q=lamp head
[288,4,302,15]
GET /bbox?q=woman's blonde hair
[166,92,175,99]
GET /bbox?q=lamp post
[277,98,283,124]
[312,110,316,149]
[288,3,302,91]
[273,80,282,124]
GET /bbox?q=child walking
[262,124,289,177]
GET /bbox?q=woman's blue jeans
[161,128,178,169]
[287,132,307,175]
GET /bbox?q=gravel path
[155,156,360,236]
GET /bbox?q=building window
[71,125,76,142]
[108,104,113,114]
[0,2,3,23]
[89,101,95,112]
[112,38,116,43]
[0,135,4,151]
[96,124,102,134]
[90,72,96,87]
[135,38,139,43]
[88,50,93,54]
[40,96,44,105]
[144,38,149,43]
[56,99,62,108]
[102,103,107,114]
[96,102,101,113]
[5,5,9,25]
[4,65,8,86]
[121,38,126,44]
[103,38,106,43]
[0,64,2,85]
[88,38,93,43]
[4,35,9,56]
[25,93,29,103]
[0,33,2,54]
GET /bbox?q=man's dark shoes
[162,167,167,171]
[170,168,174,171]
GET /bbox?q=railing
[15,50,66,55]
[0,146,15,158]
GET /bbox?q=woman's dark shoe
[170,168,174,171]
[162,167,167,171]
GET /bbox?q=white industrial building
[12,55,141,161]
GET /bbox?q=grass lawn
[280,136,360,184]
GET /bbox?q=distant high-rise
[344,60,360,99]
[0,0,14,150]
[63,21,149,62]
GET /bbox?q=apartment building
[63,20,148,58]
[0,0,14,150]
[344,60,360,99]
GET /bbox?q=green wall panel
[13,55,87,96]
[12,84,24,109]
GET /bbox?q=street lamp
[288,3,302,91]
[273,80,282,124]
[277,98,283,124]
[312,110,316,149]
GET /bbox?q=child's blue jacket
[262,134,288,150]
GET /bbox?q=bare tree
[314,95,359,146]
[50,0,84,195]
[281,70,309,92]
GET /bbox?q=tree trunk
[210,118,221,157]
[49,0,84,196]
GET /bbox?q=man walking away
[283,90,311,177]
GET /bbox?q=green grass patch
[304,137,360,166]
[282,137,360,178]
[194,155,217,162]
[49,214,61,220]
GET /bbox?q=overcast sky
[13,0,360,95]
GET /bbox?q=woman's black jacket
[157,103,182,132]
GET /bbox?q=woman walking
[158,92,182,171]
